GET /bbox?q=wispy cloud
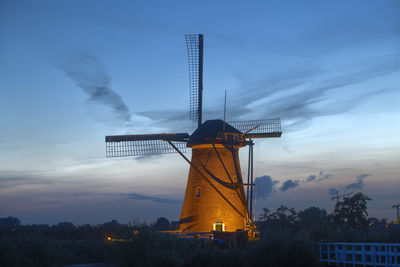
[299,171,334,184]
[57,52,132,125]
[140,53,400,133]
[280,179,300,192]
[254,170,334,195]
[0,171,54,189]
[329,188,339,196]
[138,109,194,133]
[231,53,400,130]
[134,155,162,162]
[306,174,317,182]
[126,193,181,204]
[0,176,52,188]
[304,171,332,183]
[345,173,371,191]
[315,171,333,182]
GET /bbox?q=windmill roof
[189,119,242,144]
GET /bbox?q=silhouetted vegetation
[0,220,319,267]
[1,193,398,266]
[257,193,400,243]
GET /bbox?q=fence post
[361,244,366,267]
[372,245,376,267]
[335,244,339,266]
[327,244,330,265]
[385,245,388,266]
[318,243,322,263]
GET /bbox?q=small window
[194,187,202,197]
[232,175,237,182]
[226,134,233,141]
[213,221,225,231]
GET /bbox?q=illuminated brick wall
[178,144,250,232]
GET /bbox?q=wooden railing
[176,231,214,240]
[316,242,400,266]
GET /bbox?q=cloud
[264,170,333,195]
[316,171,333,182]
[356,173,371,181]
[57,52,132,125]
[280,179,300,192]
[0,172,53,189]
[233,54,400,130]
[306,174,316,182]
[255,175,279,200]
[127,193,181,204]
[344,173,371,191]
[304,171,333,183]
[134,155,162,162]
[138,109,194,133]
[136,53,400,133]
[329,188,338,196]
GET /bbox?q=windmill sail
[228,119,282,138]
[185,34,203,127]
[105,133,189,157]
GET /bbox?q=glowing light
[107,236,112,241]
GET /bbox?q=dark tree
[154,217,170,230]
[366,217,380,227]
[333,192,371,229]
[0,217,21,229]
[258,205,299,234]
[298,207,328,227]
[55,222,76,231]
[298,207,329,240]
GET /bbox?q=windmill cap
[189,120,242,145]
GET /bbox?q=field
[0,224,320,267]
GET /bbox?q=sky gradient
[1,0,399,225]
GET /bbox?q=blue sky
[0,0,399,225]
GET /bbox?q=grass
[0,227,321,267]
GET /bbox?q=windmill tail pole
[223,90,227,132]
[249,139,254,220]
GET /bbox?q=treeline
[0,192,399,266]
[0,218,146,241]
[0,218,182,244]
[256,193,400,243]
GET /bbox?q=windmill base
[173,228,260,244]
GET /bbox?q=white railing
[316,243,400,266]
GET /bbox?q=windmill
[105,34,282,235]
